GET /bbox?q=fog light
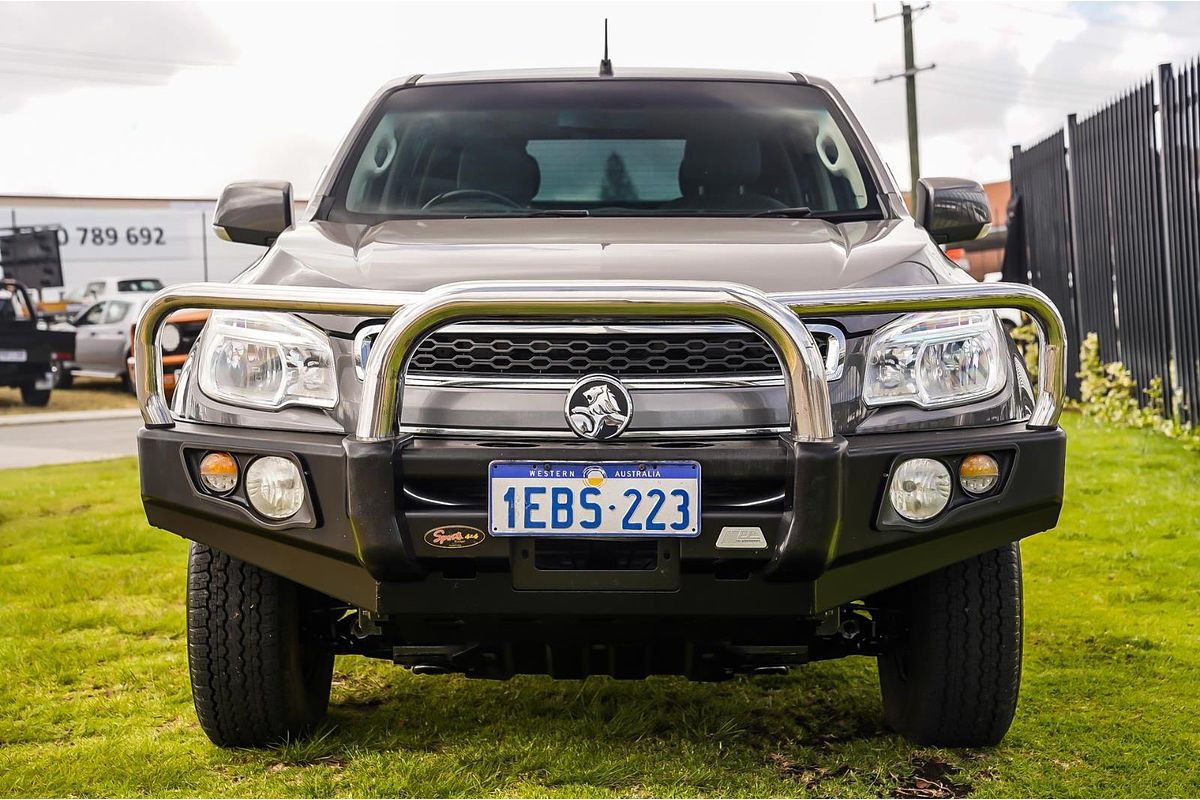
[245,456,305,520]
[959,453,1000,495]
[889,457,952,521]
[198,451,238,495]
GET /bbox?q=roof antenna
[599,18,613,76]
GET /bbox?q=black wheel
[19,384,51,407]
[187,543,335,748]
[53,362,73,389]
[876,543,1023,747]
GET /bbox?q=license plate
[0,349,26,363]
[488,461,701,537]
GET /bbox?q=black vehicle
[133,69,1067,750]
[0,278,73,406]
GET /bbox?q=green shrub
[1075,332,1199,450]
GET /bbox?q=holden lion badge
[565,375,633,441]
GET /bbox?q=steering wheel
[422,189,522,209]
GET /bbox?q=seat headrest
[678,136,763,196]
[457,142,541,205]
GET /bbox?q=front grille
[358,323,841,380]
[356,323,837,379]
[410,328,781,377]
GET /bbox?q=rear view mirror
[213,181,293,247]
[915,177,991,245]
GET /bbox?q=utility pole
[874,2,935,206]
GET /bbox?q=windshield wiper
[523,209,591,217]
[459,209,591,219]
[750,206,812,218]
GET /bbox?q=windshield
[328,80,880,220]
[117,278,162,292]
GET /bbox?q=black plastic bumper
[138,421,1065,617]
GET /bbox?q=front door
[88,300,134,374]
[71,302,109,371]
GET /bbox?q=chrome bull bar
[134,280,1066,440]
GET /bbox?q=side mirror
[915,177,991,245]
[213,181,293,247]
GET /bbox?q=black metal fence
[1161,61,1200,425]
[1010,58,1200,423]
[1009,130,1079,393]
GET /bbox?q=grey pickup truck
[133,68,1067,749]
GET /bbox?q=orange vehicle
[127,309,209,399]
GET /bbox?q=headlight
[864,310,1005,409]
[196,311,337,410]
[159,323,181,352]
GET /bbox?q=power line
[0,39,234,88]
[932,65,1154,112]
[925,72,1087,102]
[939,63,1120,95]
[0,63,173,87]
[930,69,1113,104]
[0,41,232,70]
[920,76,1095,111]
[920,83,1070,111]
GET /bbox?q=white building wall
[1,196,298,292]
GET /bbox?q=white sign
[2,202,262,290]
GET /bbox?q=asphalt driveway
[0,410,140,469]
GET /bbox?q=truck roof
[410,66,814,86]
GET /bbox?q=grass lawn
[0,378,139,416]
[0,413,1198,797]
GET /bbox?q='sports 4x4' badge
[424,525,485,549]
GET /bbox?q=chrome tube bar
[133,279,1066,436]
[357,282,830,442]
[771,282,1067,428]
[133,284,421,427]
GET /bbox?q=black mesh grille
[405,330,792,377]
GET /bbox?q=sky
[0,0,1197,199]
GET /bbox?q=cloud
[0,1,236,115]
[0,1,1194,195]
[856,1,1200,182]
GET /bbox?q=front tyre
[187,543,335,748]
[19,384,51,406]
[876,543,1023,747]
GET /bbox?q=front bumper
[132,279,1069,622]
[139,419,1064,617]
